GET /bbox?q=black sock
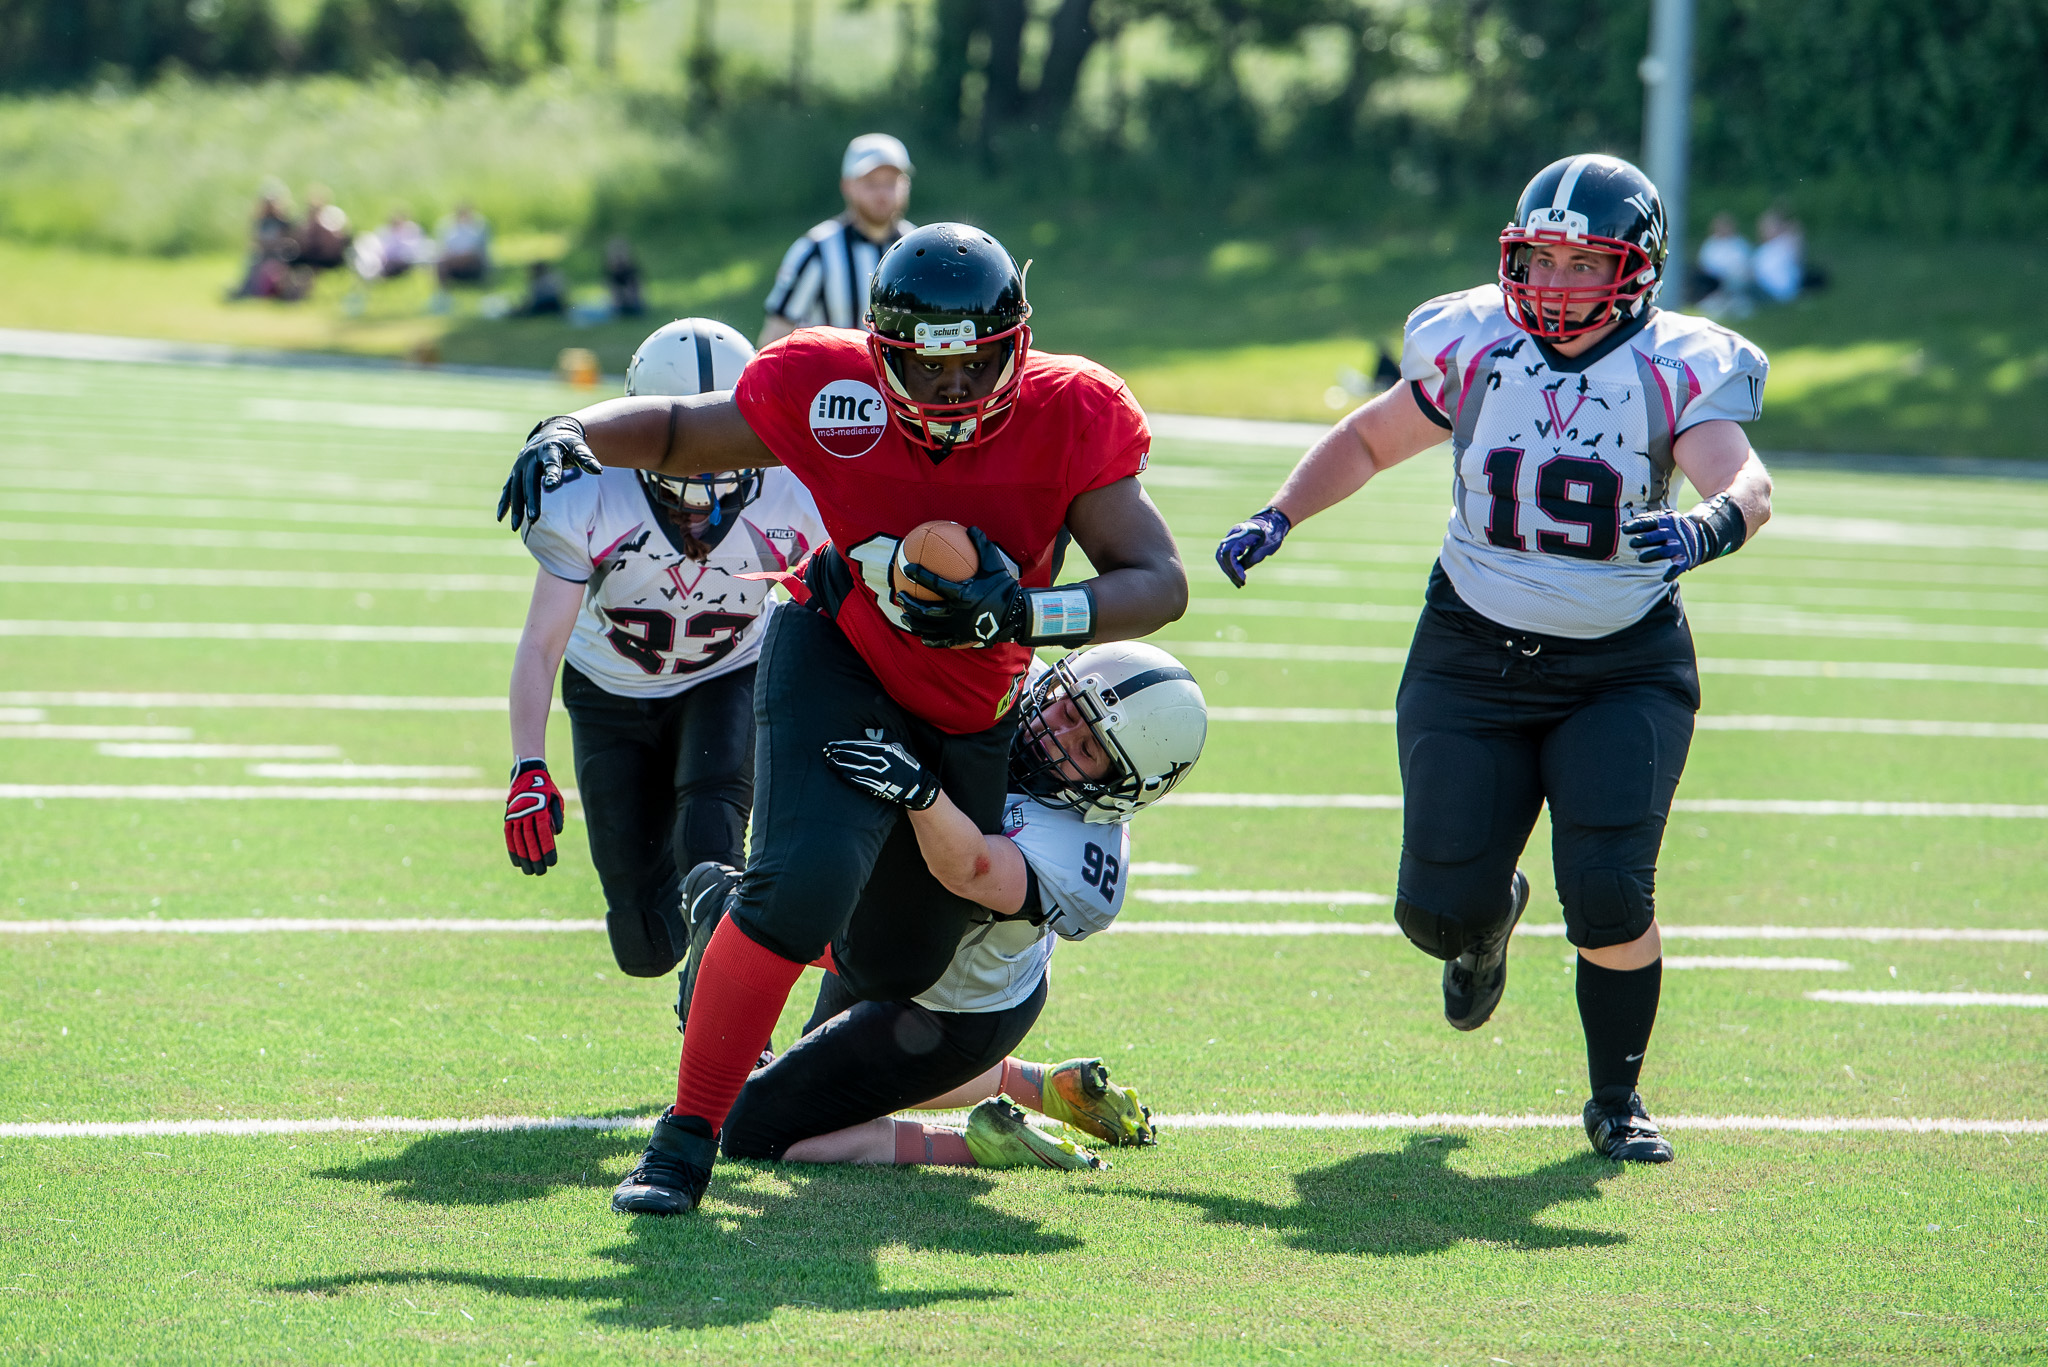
[1576,956,1662,1102]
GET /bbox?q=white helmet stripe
[1551,154,1595,213]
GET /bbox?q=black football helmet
[865,223,1031,453]
[1498,154,1668,341]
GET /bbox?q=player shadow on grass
[1145,1133,1624,1256]
[283,1124,1079,1330]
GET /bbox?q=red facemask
[1497,227,1657,342]
[864,323,1031,453]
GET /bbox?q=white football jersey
[1402,285,1768,638]
[912,788,1132,1014]
[519,467,826,697]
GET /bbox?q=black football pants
[722,970,1047,1161]
[562,660,754,977]
[727,601,1018,1003]
[1394,567,1700,956]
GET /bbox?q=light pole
[1640,0,1694,303]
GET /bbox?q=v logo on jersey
[1537,388,1590,439]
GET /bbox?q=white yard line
[1806,990,2048,1007]
[1184,590,2048,646]
[243,763,481,780]
[1,1111,2040,1139]
[240,398,523,433]
[1128,862,1198,876]
[1131,890,1392,905]
[0,522,524,558]
[1208,707,2048,738]
[0,918,603,934]
[98,743,342,759]
[0,621,520,644]
[0,691,514,711]
[0,566,530,592]
[2,784,2033,817]
[0,725,193,741]
[0,708,45,722]
[1155,792,2048,818]
[8,494,492,532]
[1162,638,2048,686]
[1664,956,1850,971]
[0,784,525,802]
[2,917,2038,944]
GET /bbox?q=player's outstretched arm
[503,568,583,876]
[821,739,1032,914]
[497,394,780,529]
[1063,476,1188,643]
[1215,382,1446,587]
[1622,419,1773,581]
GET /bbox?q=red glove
[504,758,565,875]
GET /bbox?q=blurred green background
[1,0,2042,456]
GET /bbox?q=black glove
[822,738,942,810]
[896,526,1025,648]
[504,758,566,875]
[497,416,603,531]
[1215,506,1292,588]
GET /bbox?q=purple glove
[1215,506,1292,588]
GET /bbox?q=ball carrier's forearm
[1060,477,1189,644]
[569,394,782,478]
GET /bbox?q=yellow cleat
[963,1095,1108,1171]
[1039,1058,1157,1146]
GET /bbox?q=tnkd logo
[810,379,888,457]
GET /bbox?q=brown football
[891,521,980,602]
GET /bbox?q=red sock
[998,1057,1046,1113]
[892,1119,975,1167]
[673,917,805,1131]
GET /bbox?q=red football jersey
[735,327,1150,734]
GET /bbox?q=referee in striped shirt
[759,133,915,346]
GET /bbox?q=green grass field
[1,353,2044,1363]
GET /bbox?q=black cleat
[1443,869,1530,1032]
[612,1110,718,1214]
[674,862,740,1034]
[1583,1089,1675,1163]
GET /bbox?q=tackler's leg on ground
[562,662,690,978]
[721,975,1048,1162]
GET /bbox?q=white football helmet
[625,318,760,524]
[1010,642,1208,825]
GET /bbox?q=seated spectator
[604,236,644,317]
[513,260,567,316]
[1691,212,1753,313]
[231,189,310,301]
[351,210,431,282]
[296,188,352,271]
[1753,208,1827,303]
[437,203,491,286]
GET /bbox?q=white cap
[842,133,914,181]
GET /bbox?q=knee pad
[1560,866,1655,948]
[1395,883,1520,962]
[1395,896,1473,962]
[605,896,687,978]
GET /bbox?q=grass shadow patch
[1147,1133,1626,1256]
[289,1133,1082,1329]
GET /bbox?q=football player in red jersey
[497,223,1187,1214]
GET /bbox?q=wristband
[1017,585,1096,647]
[1695,492,1748,561]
